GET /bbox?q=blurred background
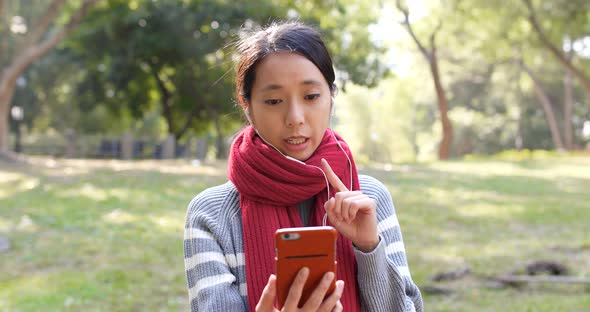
[1,0,589,311]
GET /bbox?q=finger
[319,280,344,312]
[333,194,343,222]
[325,198,344,228]
[283,267,309,310]
[321,158,348,192]
[331,300,343,312]
[334,191,362,222]
[342,194,373,223]
[302,271,335,310]
[256,275,277,312]
[341,194,366,223]
[324,197,335,216]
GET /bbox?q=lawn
[1,155,589,311]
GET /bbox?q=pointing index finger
[321,158,349,192]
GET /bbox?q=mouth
[285,137,308,145]
[283,136,310,153]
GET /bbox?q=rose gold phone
[274,226,337,309]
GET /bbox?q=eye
[264,99,283,105]
[304,94,321,101]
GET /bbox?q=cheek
[316,106,332,127]
[251,111,282,134]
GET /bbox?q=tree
[448,0,589,152]
[50,0,388,158]
[395,0,453,160]
[518,59,565,150]
[0,0,100,155]
[563,51,575,149]
[521,0,590,108]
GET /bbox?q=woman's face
[248,52,332,161]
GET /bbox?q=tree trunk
[396,0,452,160]
[213,115,226,159]
[410,109,419,161]
[563,54,574,150]
[0,77,16,153]
[0,0,98,155]
[521,64,565,150]
[175,98,202,141]
[563,69,575,149]
[430,50,453,160]
[152,69,177,138]
[532,85,565,150]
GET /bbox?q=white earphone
[244,105,253,125]
[244,105,351,226]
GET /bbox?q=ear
[239,96,248,108]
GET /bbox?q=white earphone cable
[251,126,352,227]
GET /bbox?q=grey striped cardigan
[184,175,423,312]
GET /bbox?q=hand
[321,158,379,253]
[256,268,345,312]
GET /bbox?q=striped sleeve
[184,185,247,312]
[354,175,424,312]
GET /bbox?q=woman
[184,21,423,312]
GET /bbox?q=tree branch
[521,0,590,89]
[0,0,4,64]
[176,96,202,140]
[31,0,97,57]
[521,0,562,60]
[22,0,67,48]
[517,59,565,149]
[1,0,98,101]
[151,68,176,136]
[152,69,171,106]
[396,0,431,61]
[176,109,198,140]
[429,20,443,48]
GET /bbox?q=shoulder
[185,181,240,228]
[359,174,391,200]
[358,174,398,220]
[187,181,239,210]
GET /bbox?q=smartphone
[274,226,337,309]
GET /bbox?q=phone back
[274,226,337,309]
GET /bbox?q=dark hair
[235,21,336,107]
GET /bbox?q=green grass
[1,156,589,311]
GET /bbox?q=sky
[368,1,430,76]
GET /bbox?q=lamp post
[11,105,23,153]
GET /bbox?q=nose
[285,101,305,127]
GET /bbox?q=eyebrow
[261,79,323,91]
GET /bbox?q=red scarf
[228,126,361,311]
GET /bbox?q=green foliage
[376,0,590,158]
[5,0,590,159]
[11,0,387,143]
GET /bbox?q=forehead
[252,52,327,91]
